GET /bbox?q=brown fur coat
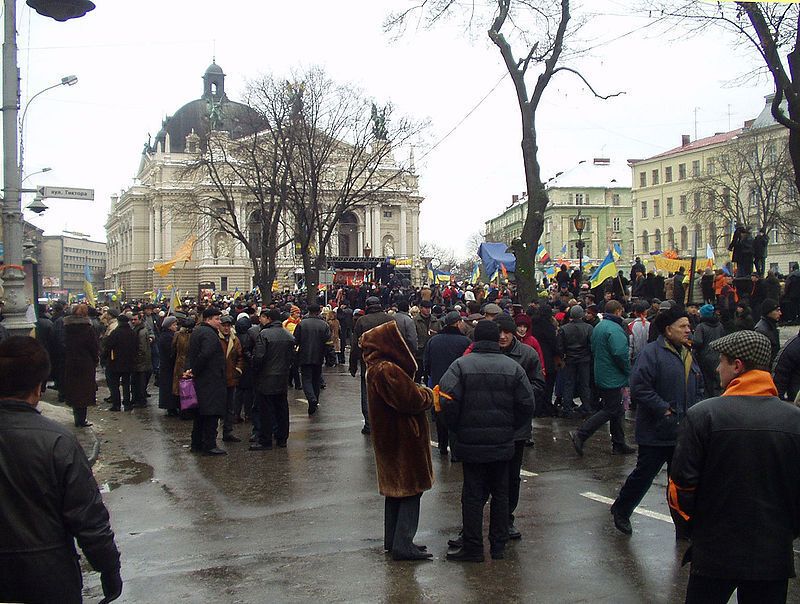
[361,321,434,498]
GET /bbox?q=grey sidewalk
[38,399,100,466]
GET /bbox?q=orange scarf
[722,370,778,397]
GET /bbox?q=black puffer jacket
[755,315,781,363]
[423,326,471,387]
[100,320,138,373]
[253,321,295,395]
[438,341,535,462]
[294,315,332,366]
[0,400,120,602]
[773,332,800,401]
[557,319,593,363]
[503,338,545,442]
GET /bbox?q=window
[722,187,730,208]
[665,166,673,183]
[383,210,393,218]
[652,169,660,185]
[707,158,715,175]
[678,163,687,180]
[709,223,717,247]
[574,193,585,205]
[639,172,647,187]
[642,230,649,251]
[695,224,703,247]
[680,226,688,251]
[693,192,701,211]
[692,160,700,177]
[708,192,715,210]
[221,276,228,291]
[655,229,662,250]
[765,141,777,164]
[666,197,674,215]
[613,217,621,232]
[680,195,687,214]
[772,228,780,244]
[668,227,675,250]
[653,199,660,217]
[641,200,648,218]
[612,193,620,206]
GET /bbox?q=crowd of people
[2,258,800,602]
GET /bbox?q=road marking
[296,398,308,403]
[580,491,674,524]
[430,441,539,477]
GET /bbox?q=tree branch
[550,66,626,99]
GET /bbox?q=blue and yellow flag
[470,261,480,284]
[589,250,617,289]
[612,242,623,261]
[168,288,182,315]
[83,262,95,307]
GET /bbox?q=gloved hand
[98,569,123,604]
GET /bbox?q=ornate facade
[105,62,423,298]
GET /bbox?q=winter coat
[773,332,800,401]
[557,319,593,364]
[438,340,535,463]
[361,321,434,498]
[253,321,295,395]
[628,316,650,363]
[669,371,800,581]
[186,323,227,416]
[220,333,245,388]
[502,338,545,441]
[100,320,137,373]
[413,313,441,358]
[157,330,178,410]
[349,307,394,374]
[590,314,631,389]
[692,316,725,397]
[133,323,153,373]
[755,315,781,363]
[0,400,120,602]
[235,316,256,389]
[62,316,99,408]
[630,336,703,447]
[294,315,332,366]
[171,328,192,396]
[423,326,471,387]
[326,316,341,352]
[392,310,418,352]
[530,315,558,377]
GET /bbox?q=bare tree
[278,67,427,303]
[688,129,796,246]
[387,1,621,303]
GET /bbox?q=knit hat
[443,310,462,326]
[699,304,716,318]
[493,313,516,334]
[710,330,773,370]
[161,316,177,330]
[474,319,500,342]
[569,305,585,320]
[761,298,780,316]
[514,313,533,329]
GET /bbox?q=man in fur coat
[360,321,434,561]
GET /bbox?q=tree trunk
[303,249,319,305]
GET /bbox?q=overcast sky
[18,1,775,258]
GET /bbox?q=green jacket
[590,314,631,389]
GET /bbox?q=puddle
[101,458,155,491]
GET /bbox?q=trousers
[360,371,370,429]
[560,361,593,414]
[685,574,787,604]
[255,391,289,446]
[108,371,131,409]
[508,440,525,526]
[576,387,626,446]
[222,386,236,436]
[191,414,220,451]
[614,445,674,520]
[462,460,510,553]
[301,364,323,405]
[384,494,422,558]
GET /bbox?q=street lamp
[363,243,372,257]
[19,76,78,182]
[26,0,95,21]
[22,166,51,184]
[573,210,586,275]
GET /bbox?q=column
[399,205,408,256]
[149,208,155,262]
[164,204,173,258]
[373,205,382,253]
[364,207,372,254]
[411,209,419,258]
[357,226,364,255]
[154,203,163,260]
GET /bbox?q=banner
[650,254,693,273]
[154,235,197,277]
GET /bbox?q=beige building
[105,62,423,298]
[40,234,106,297]
[630,94,799,274]
[485,158,633,264]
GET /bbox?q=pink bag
[179,377,199,411]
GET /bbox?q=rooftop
[545,157,631,189]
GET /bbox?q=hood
[360,321,417,377]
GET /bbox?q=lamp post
[363,243,372,257]
[2,0,90,336]
[19,76,77,183]
[21,166,51,184]
[573,210,586,276]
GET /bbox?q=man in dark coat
[423,311,471,457]
[0,336,122,604]
[753,227,769,277]
[413,300,441,384]
[336,302,354,364]
[184,307,227,455]
[773,328,800,402]
[251,309,295,449]
[157,316,179,415]
[101,313,138,411]
[670,330,800,603]
[63,305,100,428]
[439,320,535,562]
[755,298,781,364]
[294,304,332,416]
[556,304,594,418]
[672,267,686,308]
[349,296,394,434]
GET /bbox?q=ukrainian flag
[612,243,623,261]
[470,261,480,284]
[589,250,617,289]
[83,262,95,307]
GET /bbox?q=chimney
[743,119,755,129]
[681,134,690,146]
[593,158,610,165]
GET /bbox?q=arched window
[642,230,649,252]
[695,224,703,248]
[709,222,717,248]
[655,229,662,251]
[680,226,688,251]
[248,211,262,253]
[667,227,675,250]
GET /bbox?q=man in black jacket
[349,296,394,434]
[773,329,800,402]
[0,336,122,603]
[439,320,535,562]
[557,304,594,418]
[294,304,332,416]
[252,309,296,449]
[101,312,138,411]
[669,330,800,604]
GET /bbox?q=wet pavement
[43,363,800,603]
